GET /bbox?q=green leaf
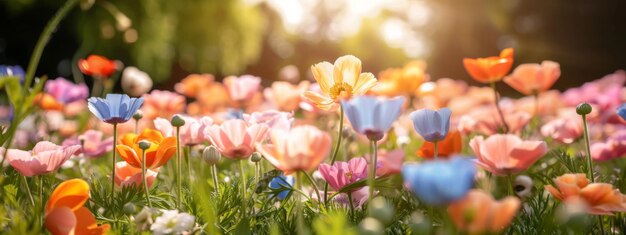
[3,77,22,107]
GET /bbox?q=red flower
[78,55,117,78]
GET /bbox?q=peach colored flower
[223,75,262,102]
[458,108,531,136]
[154,115,213,146]
[175,73,215,98]
[448,189,520,235]
[114,161,158,189]
[302,55,377,111]
[463,48,514,83]
[504,61,561,95]
[116,129,177,169]
[4,141,80,177]
[373,149,404,176]
[546,173,626,215]
[258,125,331,174]
[205,119,268,159]
[541,117,582,144]
[264,81,310,111]
[470,134,547,175]
[45,179,109,235]
[141,90,186,121]
[370,60,429,97]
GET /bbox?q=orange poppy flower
[116,128,177,169]
[371,60,429,97]
[45,178,109,235]
[448,189,520,235]
[545,173,626,215]
[416,130,462,159]
[174,73,215,98]
[34,93,63,111]
[463,48,514,83]
[78,55,117,78]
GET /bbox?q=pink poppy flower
[470,134,548,176]
[319,157,368,191]
[257,125,331,174]
[62,130,113,158]
[205,119,268,159]
[503,61,561,95]
[457,107,531,136]
[373,149,405,176]
[141,90,186,121]
[4,141,80,177]
[223,75,261,102]
[541,118,583,144]
[244,110,293,132]
[114,161,158,189]
[591,130,626,161]
[154,115,213,146]
[562,71,625,112]
[264,81,310,111]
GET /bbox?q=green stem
[239,160,247,217]
[111,123,117,201]
[23,0,79,92]
[303,171,321,209]
[141,148,152,207]
[490,82,509,133]
[324,105,344,205]
[39,175,44,225]
[176,126,182,210]
[507,174,514,196]
[23,176,35,207]
[582,115,595,183]
[186,145,191,181]
[134,119,138,134]
[369,140,378,205]
[295,171,305,234]
[347,192,355,220]
[211,164,220,195]
[433,141,439,160]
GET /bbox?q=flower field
[3,2,626,235]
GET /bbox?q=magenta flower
[154,115,213,146]
[62,130,113,158]
[319,157,368,191]
[3,141,80,177]
[45,77,89,104]
[224,75,261,102]
[591,130,626,162]
[341,96,405,141]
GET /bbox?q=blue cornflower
[88,94,144,124]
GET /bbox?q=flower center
[345,171,353,181]
[329,82,353,101]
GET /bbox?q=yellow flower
[303,55,377,110]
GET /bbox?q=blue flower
[409,108,452,142]
[617,103,626,121]
[88,94,144,124]
[0,65,25,83]
[269,174,294,200]
[341,95,405,141]
[402,157,475,205]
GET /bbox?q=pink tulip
[62,130,113,158]
[205,119,268,159]
[470,134,548,175]
[257,125,331,174]
[264,81,310,111]
[154,115,213,146]
[114,161,158,189]
[503,61,561,95]
[319,157,368,191]
[541,118,583,144]
[4,141,80,177]
[224,75,261,102]
[372,149,405,176]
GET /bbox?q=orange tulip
[416,131,462,159]
[545,173,626,215]
[463,48,514,83]
[45,179,109,235]
[34,93,63,111]
[448,189,520,235]
[116,128,177,169]
[78,55,117,78]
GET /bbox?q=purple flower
[0,65,25,83]
[341,96,405,141]
[88,94,144,124]
[409,108,452,142]
[45,78,89,104]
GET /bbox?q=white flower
[150,210,195,235]
[121,66,152,97]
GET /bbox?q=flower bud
[121,66,152,97]
[138,140,151,150]
[514,175,533,198]
[358,217,384,235]
[250,152,263,163]
[202,146,221,165]
[408,211,431,235]
[133,111,143,121]
[123,202,137,215]
[368,197,395,225]
[171,114,186,127]
[576,102,592,115]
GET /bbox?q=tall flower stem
[239,160,247,217]
[324,105,345,204]
[368,140,378,206]
[490,82,509,133]
[176,126,182,210]
[507,174,514,196]
[303,171,321,209]
[295,171,305,234]
[39,175,44,225]
[111,123,118,201]
[23,176,35,207]
[347,192,355,219]
[211,164,220,195]
[141,148,152,207]
[433,141,439,160]
[581,113,605,234]
[185,145,192,182]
